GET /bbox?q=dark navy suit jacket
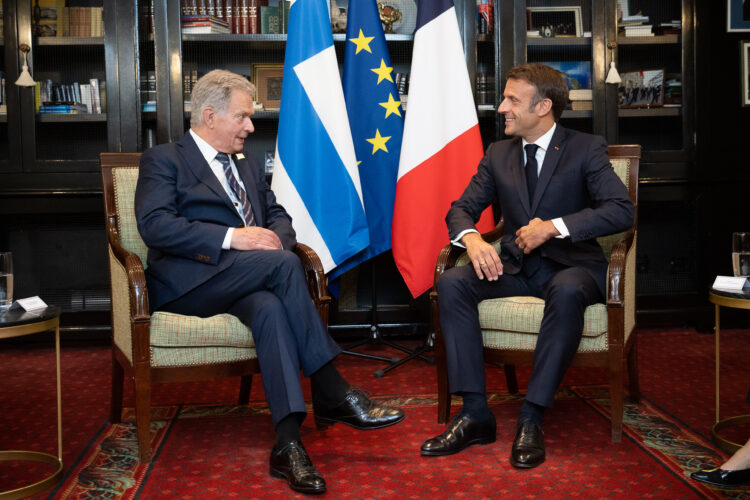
[446,125,634,295]
[135,132,296,311]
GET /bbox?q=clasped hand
[230,226,282,250]
[514,218,557,254]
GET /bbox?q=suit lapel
[531,125,567,213]
[177,133,239,217]
[232,154,263,227]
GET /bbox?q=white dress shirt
[190,129,248,250]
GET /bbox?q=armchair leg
[134,366,153,463]
[110,351,124,423]
[504,364,518,394]
[609,346,624,443]
[239,375,252,405]
[627,338,640,402]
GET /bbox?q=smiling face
[497,77,554,143]
[201,89,256,154]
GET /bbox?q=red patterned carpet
[1,327,749,499]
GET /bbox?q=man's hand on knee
[462,232,503,281]
[231,226,282,250]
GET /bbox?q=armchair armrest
[293,243,332,325]
[606,228,636,306]
[106,220,150,320]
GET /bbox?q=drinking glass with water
[732,232,750,277]
[0,252,12,312]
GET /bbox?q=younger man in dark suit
[420,64,634,467]
[135,69,404,494]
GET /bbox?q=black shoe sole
[314,412,405,431]
[510,456,545,469]
[420,436,496,456]
[269,467,326,494]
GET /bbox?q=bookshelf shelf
[180,33,414,43]
[36,113,108,122]
[562,109,593,119]
[36,37,105,46]
[617,35,680,45]
[618,107,681,117]
[527,37,592,47]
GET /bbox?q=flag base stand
[331,260,434,377]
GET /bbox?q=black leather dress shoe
[510,416,545,468]
[691,467,750,487]
[420,413,496,456]
[313,386,405,430]
[269,441,326,494]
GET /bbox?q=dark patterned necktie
[215,152,255,226]
[524,143,540,201]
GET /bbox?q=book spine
[247,0,259,34]
[215,0,225,20]
[90,78,101,113]
[206,0,216,18]
[237,0,250,35]
[226,0,235,33]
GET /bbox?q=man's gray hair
[190,69,256,128]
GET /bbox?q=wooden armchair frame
[100,152,331,462]
[430,145,640,443]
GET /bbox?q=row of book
[475,72,495,106]
[568,88,592,111]
[140,70,157,112]
[618,12,681,37]
[35,78,104,114]
[476,0,493,36]
[0,71,6,115]
[175,0,291,35]
[35,5,104,38]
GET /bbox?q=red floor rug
[45,387,737,499]
[2,328,750,498]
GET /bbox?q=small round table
[709,287,750,454]
[0,306,63,499]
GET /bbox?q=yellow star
[366,129,391,154]
[379,93,402,118]
[370,59,394,84]
[349,29,374,54]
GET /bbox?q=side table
[709,288,750,454]
[0,306,63,499]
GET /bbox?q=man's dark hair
[506,63,569,121]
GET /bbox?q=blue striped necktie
[215,152,255,226]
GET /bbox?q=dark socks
[520,399,545,427]
[459,392,492,420]
[310,361,349,407]
[276,413,302,445]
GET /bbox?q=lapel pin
[236,153,246,160]
[554,146,559,150]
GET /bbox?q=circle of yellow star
[379,93,402,118]
[366,129,391,154]
[349,29,374,54]
[370,59,394,85]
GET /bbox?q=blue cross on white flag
[271,0,369,272]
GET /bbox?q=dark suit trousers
[159,249,341,426]
[437,256,602,408]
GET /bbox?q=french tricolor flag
[392,0,494,297]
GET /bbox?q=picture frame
[617,69,665,109]
[526,6,583,38]
[251,63,284,110]
[727,0,750,32]
[538,61,592,90]
[742,40,750,106]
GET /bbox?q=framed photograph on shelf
[538,61,591,89]
[526,6,583,37]
[742,40,750,106]
[727,0,750,32]
[618,69,665,108]
[251,63,284,110]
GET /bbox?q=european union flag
[328,0,405,284]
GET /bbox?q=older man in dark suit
[420,64,634,468]
[135,69,403,494]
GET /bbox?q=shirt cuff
[222,227,234,250]
[452,228,479,248]
[552,218,569,239]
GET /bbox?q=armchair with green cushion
[430,144,640,443]
[100,152,330,462]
